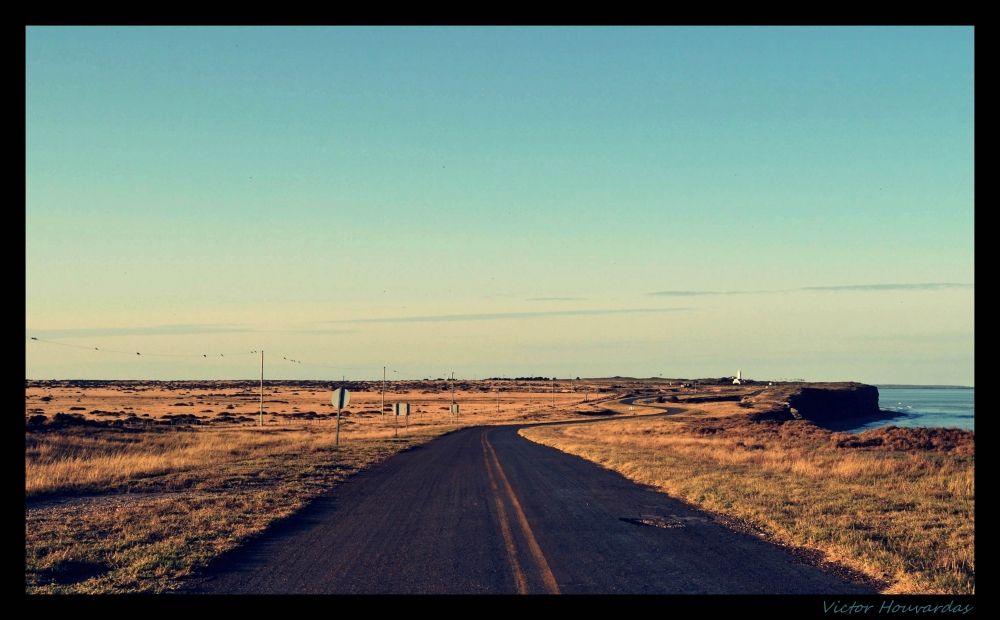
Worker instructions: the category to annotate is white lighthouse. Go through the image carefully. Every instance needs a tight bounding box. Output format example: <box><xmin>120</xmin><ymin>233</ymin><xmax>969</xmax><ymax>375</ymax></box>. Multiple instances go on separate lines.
<box><xmin>733</xmin><ymin>369</ymin><xmax>743</xmax><ymax>385</ymax></box>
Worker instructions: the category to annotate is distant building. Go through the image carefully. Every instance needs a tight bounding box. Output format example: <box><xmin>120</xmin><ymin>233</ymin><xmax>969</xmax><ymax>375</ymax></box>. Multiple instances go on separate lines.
<box><xmin>733</xmin><ymin>369</ymin><xmax>743</xmax><ymax>385</ymax></box>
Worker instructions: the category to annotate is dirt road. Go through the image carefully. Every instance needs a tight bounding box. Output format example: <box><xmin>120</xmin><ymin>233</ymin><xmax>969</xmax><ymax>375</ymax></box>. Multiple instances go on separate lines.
<box><xmin>188</xmin><ymin>421</ymin><xmax>873</xmax><ymax>594</ymax></box>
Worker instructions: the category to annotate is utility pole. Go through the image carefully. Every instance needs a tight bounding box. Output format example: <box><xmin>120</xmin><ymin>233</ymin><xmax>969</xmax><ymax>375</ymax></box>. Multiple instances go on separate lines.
<box><xmin>497</xmin><ymin>383</ymin><xmax>500</xmax><ymax>413</ymax></box>
<box><xmin>451</xmin><ymin>372</ymin><xmax>455</xmax><ymax>418</ymax></box>
<box><xmin>382</xmin><ymin>366</ymin><xmax>386</xmax><ymax>421</ymax></box>
<box><xmin>259</xmin><ymin>350</ymin><xmax>264</xmax><ymax>427</ymax></box>
<box><xmin>551</xmin><ymin>378</ymin><xmax>555</xmax><ymax>408</ymax></box>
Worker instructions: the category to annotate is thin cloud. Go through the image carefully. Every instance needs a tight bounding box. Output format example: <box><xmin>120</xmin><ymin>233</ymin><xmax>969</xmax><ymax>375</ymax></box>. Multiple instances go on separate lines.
<box><xmin>801</xmin><ymin>283</ymin><xmax>973</xmax><ymax>291</ymax></box>
<box><xmin>648</xmin><ymin>290</ymin><xmax>758</xmax><ymax>296</ymax></box>
<box><xmin>25</xmin><ymin>324</ymin><xmax>252</xmax><ymax>339</ymax></box>
<box><xmin>648</xmin><ymin>283</ymin><xmax>973</xmax><ymax>296</ymax></box>
<box><xmin>275</xmin><ymin>329</ymin><xmax>355</xmax><ymax>335</ymax></box>
<box><xmin>528</xmin><ymin>297</ymin><xmax>587</xmax><ymax>301</ymax></box>
<box><xmin>327</xmin><ymin>308</ymin><xmax>689</xmax><ymax>324</ymax></box>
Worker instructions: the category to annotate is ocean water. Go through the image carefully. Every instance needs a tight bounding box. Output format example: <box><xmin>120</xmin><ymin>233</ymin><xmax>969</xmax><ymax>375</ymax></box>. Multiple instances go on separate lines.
<box><xmin>846</xmin><ymin>388</ymin><xmax>975</xmax><ymax>433</ymax></box>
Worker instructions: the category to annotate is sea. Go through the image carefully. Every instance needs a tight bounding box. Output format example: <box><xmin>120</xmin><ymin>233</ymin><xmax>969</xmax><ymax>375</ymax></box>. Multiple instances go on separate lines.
<box><xmin>844</xmin><ymin>387</ymin><xmax>975</xmax><ymax>433</ymax></box>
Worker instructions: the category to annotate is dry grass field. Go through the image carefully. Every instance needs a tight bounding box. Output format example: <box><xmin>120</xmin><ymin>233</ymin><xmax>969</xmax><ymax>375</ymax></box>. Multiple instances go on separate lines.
<box><xmin>28</xmin><ymin>378</ymin><xmax>973</xmax><ymax>595</ymax></box>
<box><xmin>25</xmin><ymin>379</ymin><xmax>616</xmax><ymax>593</ymax></box>
<box><xmin>520</xmin><ymin>402</ymin><xmax>974</xmax><ymax>594</ymax></box>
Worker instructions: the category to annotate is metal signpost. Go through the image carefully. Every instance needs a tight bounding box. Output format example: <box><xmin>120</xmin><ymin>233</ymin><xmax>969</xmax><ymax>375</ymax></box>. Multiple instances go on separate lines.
<box><xmin>393</xmin><ymin>403</ymin><xmax>410</xmax><ymax>437</ymax></box>
<box><xmin>332</xmin><ymin>387</ymin><xmax>351</xmax><ymax>446</ymax></box>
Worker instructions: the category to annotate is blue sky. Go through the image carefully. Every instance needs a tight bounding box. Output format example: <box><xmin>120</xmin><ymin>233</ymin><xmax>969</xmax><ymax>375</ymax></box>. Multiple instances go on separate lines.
<box><xmin>25</xmin><ymin>27</ymin><xmax>974</xmax><ymax>383</ymax></box>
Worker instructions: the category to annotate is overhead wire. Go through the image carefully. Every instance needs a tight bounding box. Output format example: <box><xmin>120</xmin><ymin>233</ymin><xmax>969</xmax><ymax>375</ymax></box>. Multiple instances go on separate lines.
<box><xmin>263</xmin><ymin>349</ymin><xmax>382</xmax><ymax>372</ymax></box>
<box><xmin>268</xmin><ymin>354</ymin><xmax>423</xmax><ymax>378</ymax></box>
<box><xmin>27</xmin><ymin>336</ymin><xmax>386</xmax><ymax>375</ymax></box>
<box><xmin>28</xmin><ymin>336</ymin><xmax>255</xmax><ymax>358</ymax></box>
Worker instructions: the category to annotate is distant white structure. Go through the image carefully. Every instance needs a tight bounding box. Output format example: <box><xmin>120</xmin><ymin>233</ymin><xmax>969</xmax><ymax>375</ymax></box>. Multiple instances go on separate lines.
<box><xmin>733</xmin><ymin>369</ymin><xmax>743</xmax><ymax>385</ymax></box>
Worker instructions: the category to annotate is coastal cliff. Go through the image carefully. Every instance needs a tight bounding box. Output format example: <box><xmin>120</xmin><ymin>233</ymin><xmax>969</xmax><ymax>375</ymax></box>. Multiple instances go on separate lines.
<box><xmin>740</xmin><ymin>382</ymin><xmax>881</xmax><ymax>423</ymax></box>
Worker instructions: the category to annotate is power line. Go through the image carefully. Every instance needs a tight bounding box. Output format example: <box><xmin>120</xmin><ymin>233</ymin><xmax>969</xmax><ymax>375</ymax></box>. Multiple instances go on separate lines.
<box><xmin>27</xmin><ymin>338</ymin><xmax>478</xmax><ymax>380</ymax></box>
<box><xmin>27</xmin><ymin>337</ymin><xmax>385</xmax><ymax>375</ymax></box>
<box><xmin>27</xmin><ymin>337</ymin><xmax>255</xmax><ymax>358</ymax></box>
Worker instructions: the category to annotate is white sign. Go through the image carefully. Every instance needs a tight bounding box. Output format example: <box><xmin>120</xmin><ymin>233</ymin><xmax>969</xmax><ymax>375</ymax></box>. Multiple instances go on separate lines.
<box><xmin>332</xmin><ymin>388</ymin><xmax>351</xmax><ymax>409</ymax></box>
<box><xmin>450</xmin><ymin>403</ymin><xmax>459</xmax><ymax>414</ymax></box>
<box><xmin>394</xmin><ymin>403</ymin><xmax>410</xmax><ymax>416</ymax></box>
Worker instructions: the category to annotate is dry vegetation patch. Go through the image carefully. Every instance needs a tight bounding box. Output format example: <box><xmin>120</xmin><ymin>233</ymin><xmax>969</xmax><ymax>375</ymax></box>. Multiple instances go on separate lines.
<box><xmin>831</xmin><ymin>426</ymin><xmax>974</xmax><ymax>454</ymax></box>
<box><xmin>520</xmin><ymin>413</ymin><xmax>974</xmax><ymax>594</ymax></box>
<box><xmin>25</xmin><ymin>425</ymin><xmax>447</xmax><ymax>593</ymax></box>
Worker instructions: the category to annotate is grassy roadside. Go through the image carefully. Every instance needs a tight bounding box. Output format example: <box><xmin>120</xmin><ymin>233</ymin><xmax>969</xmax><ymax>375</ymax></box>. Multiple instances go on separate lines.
<box><xmin>519</xmin><ymin>409</ymin><xmax>974</xmax><ymax>594</ymax></box>
<box><xmin>25</xmin><ymin>377</ymin><xmax>613</xmax><ymax>595</ymax></box>
<box><xmin>26</xmin><ymin>425</ymin><xmax>450</xmax><ymax>593</ymax></box>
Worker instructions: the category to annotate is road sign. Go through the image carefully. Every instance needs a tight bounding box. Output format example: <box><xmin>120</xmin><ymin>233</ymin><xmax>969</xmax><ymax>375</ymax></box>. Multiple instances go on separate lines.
<box><xmin>332</xmin><ymin>388</ymin><xmax>351</xmax><ymax>409</ymax></box>
<box><xmin>450</xmin><ymin>403</ymin><xmax>459</xmax><ymax>415</ymax></box>
<box><xmin>333</xmin><ymin>388</ymin><xmax>351</xmax><ymax>446</ymax></box>
<box><xmin>392</xmin><ymin>403</ymin><xmax>411</xmax><ymax>436</ymax></box>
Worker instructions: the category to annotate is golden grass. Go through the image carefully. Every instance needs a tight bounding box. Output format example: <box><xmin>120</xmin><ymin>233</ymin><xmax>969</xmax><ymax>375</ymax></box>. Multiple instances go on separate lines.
<box><xmin>28</xmin><ymin>489</ymin><xmax>307</xmax><ymax>593</ymax></box>
<box><xmin>24</xmin><ymin>383</ymin><xmax>611</xmax><ymax>426</ymax></box>
<box><xmin>28</xmin><ymin>424</ymin><xmax>420</xmax><ymax>499</ymax></box>
<box><xmin>520</xmin><ymin>412</ymin><xmax>974</xmax><ymax>594</ymax></box>
<box><xmin>25</xmin><ymin>424</ymin><xmax>450</xmax><ymax>593</ymax></box>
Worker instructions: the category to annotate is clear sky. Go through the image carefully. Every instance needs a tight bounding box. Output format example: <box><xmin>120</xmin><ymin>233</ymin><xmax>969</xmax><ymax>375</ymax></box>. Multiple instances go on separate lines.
<box><xmin>25</xmin><ymin>27</ymin><xmax>974</xmax><ymax>384</ymax></box>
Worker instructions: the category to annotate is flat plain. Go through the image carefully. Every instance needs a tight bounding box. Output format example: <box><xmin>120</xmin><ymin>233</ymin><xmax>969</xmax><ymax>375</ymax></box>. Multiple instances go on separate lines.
<box><xmin>25</xmin><ymin>379</ymin><xmax>973</xmax><ymax>594</ymax></box>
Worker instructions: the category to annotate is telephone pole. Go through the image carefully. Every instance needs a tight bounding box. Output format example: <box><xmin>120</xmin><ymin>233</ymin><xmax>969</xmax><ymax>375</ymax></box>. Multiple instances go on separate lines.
<box><xmin>551</xmin><ymin>377</ymin><xmax>555</xmax><ymax>408</ymax></box>
<box><xmin>451</xmin><ymin>372</ymin><xmax>455</xmax><ymax>418</ymax></box>
<box><xmin>382</xmin><ymin>366</ymin><xmax>386</xmax><ymax>421</ymax></box>
<box><xmin>259</xmin><ymin>350</ymin><xmax>264</xmax><ymax>427</ymax></box>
